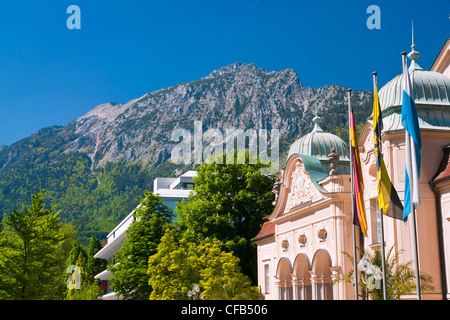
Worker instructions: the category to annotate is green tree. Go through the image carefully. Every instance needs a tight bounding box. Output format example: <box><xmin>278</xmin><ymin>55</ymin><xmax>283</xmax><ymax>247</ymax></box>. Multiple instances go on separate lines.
<box><xmin>198</xmin><ymin>238</ymin><xmax>260</xmax><ymax>300</ymax></box>
<box><xmin>147</xmin><ymin>227</ymin><xmax>259</xmax><ymax>300</ymax></box>
<box><xmin>86</xmin><ymin>236</ymin><xmax>107</xmax><ymax>283</ymax></box>
<box><xmin>147</xmin><ymin>227</ymin><xmax>200</xmax><ymax>300</ymax></box>
<box><xmin>68</xmin><ymin>280</ymin><xmax>102</xmax><ymax>300</ymax></box>
<box><xmin>110</xmin><ymin>191</ymin><xmax>174</xmax><ymax>300</ymax></box>
<box><xmin>176</xmin><ymin>152</ymin><xmax>275</xmax><ymax>284</ymax></box>
<box><xmin>64</xmin><ymin>239</ymin><xmax>87</xmax><ymax>297</ymax></box>
<box><xmin>66</xmin><ymin>256</ymin><xmax>103</xmax><ymax>300</ymax></box>
<box><xmin>48</xmin><ymin>223</ymin><xmax>78</xmax><ymax>299</ymax></box>
<box><xmin>66</xmin><ymin>240</ymin><xmax>88</xmax><ymax>268</ymax></box>
<box><xmin>0</xmin><ymin>190</ymin><xmax>67</xmax><ymax>299</ymax></box>
<box><xmin>64</xmin><ymin>238</ymin><xmax>104</xmax><ymax>300</ymax></box>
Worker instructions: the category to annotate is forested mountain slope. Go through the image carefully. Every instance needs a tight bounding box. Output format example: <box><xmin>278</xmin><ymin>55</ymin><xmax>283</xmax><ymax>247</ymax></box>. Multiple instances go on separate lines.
<box><xmin>0</xmin><ymin>63</ymin><xmax>372</xmax><ymax>244</ymax></box>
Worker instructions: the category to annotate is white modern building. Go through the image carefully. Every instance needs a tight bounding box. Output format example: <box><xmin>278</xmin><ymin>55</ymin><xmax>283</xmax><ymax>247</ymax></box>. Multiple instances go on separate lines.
<box><xmin>94</xmin><ymin>206</ymin><xmax>138</xmax><ymax>300</ymax></box>
<box><xmin>94</xmin><ymin>170</ymin><xmax>197</xmax><ymax>300</ymax></box>
<box><xmin>153</xmin><ymin>170</ymin><xmax>197</xmax><ymax>212</ymax></box>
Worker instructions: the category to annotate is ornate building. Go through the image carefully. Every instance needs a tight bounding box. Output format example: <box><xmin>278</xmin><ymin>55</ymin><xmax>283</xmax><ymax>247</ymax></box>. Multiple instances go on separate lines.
<box><xmin>254</xmin><ymin>116</ymin><xmax>355</xmax><ymax>300</ymax></box>
<box><xmin>255</xmin><ymin>36</ymin><xmax>450</xmax><ymax>300</ymax></box>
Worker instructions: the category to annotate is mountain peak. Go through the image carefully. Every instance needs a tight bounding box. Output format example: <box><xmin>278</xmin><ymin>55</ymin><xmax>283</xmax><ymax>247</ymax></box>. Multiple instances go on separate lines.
<box><xmin>205</xmin><ymin>62</ymin><xmax>302</xmax><ymax>87</ymax></box>
<box><xmin>206</xmin><ymin>62</ymin><xmax>257</xmax><ymax>77</ymax></box>
<box><xmin>55</xmin><ymin>62</ymin><xmax>372</xmax><ymax>168</ymax></box>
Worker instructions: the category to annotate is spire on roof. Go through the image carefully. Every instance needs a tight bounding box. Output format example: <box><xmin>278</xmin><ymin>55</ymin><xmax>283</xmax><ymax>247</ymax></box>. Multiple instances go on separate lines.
<box><xmin>408</xmin><ymin>21</ymin><xmax>423</xmax><ymax>71</ymax></box>
<box><xmin>312</xmin><ymin>110</ymin><xmax>324</xmax><ymax>132</ymax></box>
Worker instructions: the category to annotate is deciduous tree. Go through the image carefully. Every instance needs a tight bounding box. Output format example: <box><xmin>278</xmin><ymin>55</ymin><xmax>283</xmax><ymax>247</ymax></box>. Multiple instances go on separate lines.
<box><xmin>110</xmin><ymin>191</ymin><xmax>173</xmax><ymax>300</ymax></box>
<box><xmin>147</xmin><ymin>227</ymin><xmax>259</xmax><ymax>300</ymax></box>
<box><xmin>176</xmin><ymin>152</ymin><xmax>275</xmax><ymax>283</ymax></box>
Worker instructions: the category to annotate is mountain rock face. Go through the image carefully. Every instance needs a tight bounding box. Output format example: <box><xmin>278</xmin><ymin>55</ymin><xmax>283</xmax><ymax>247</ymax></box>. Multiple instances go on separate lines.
<box><xmin>66</xmin><ymin>62</ymin><xmax>372</xmax><ymax>169</ymax></box>
<box><xmin>0</xmin><ymin>62</ymin><xmax>373</xmax><ymax>243</ymax></box>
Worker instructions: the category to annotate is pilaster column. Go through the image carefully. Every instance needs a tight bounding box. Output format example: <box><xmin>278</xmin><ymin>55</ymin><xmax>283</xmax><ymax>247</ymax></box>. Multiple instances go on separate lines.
<box><xmin>293</xmin><ymin>278</ymin><xmax>306</xmax><ymax>300</ymax></box>
<box><xmin>277</xmin><ymin>280</ymin><xmax>291</xmax><ymax>300</ymax></box>
<box><xmin>317</xmin><ymin>276</ymin><xmax>326</xmax><ymax>300</ymax></box>
<box><xmin>310</xmin><ymin>273</ymin><xmax>318</xmax><ymax>300</ymax></box>
<box><xmin>330</xmin><ymin>266</ymin><xmax>341</xmax><ymax>300</ymax></box>
<box><xmin>292</xmin><ymin>276</ymin><xmax>298</xmax><ymax>300</ymax></box>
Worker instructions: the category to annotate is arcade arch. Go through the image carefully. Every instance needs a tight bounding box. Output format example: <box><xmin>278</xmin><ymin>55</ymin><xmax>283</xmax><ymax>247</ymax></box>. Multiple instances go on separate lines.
<box><xmin>275</xmin><ymin>250</ymin><xmax>334</xmax><ymax>300</ymax></box>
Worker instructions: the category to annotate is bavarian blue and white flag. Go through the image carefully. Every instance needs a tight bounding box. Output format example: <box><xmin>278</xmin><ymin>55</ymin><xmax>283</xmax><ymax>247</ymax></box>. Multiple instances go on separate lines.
<box><xmin>401</xmin><ymin>53</ymin><xmax>421</xmax><ymax>221</ymax></box>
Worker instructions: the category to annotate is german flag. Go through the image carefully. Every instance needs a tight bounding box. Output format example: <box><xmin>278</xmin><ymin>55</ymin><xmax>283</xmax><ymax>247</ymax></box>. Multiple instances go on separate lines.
<box><xmin>373</xmin><ymin>77</ymin><xmax>403</xmax><ymax>220</ymax></box>
<box><xmin>349</xmin><ymin>96</ymin><xmax>367</xmax><ymax>236</ymax></box>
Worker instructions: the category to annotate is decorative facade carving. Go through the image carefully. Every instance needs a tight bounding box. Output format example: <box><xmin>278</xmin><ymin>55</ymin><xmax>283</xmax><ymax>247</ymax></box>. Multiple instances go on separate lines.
<box><xmin>272</xmin><ymin>171</ymin><xmax>283</xmax><ymax>206</ymax></box>
<box><xmin>284</xmin><ymin>160</ymin><xmax>322</xmax><ymax>213</ymax></box>
<box><xmin>362</xmin><ymin>128</ymin><xmax>374</xmax><ymax>164</ymax></box>
<box><xmin>327</xmin><ymin>147</ymin><xmax>340</xmax><ymax>175</ymax></box>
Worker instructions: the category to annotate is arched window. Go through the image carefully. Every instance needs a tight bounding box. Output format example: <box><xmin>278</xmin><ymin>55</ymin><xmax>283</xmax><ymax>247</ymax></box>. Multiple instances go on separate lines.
<box><xmin>276</xmin><ymin>258</ymin><xmax>293</xmax><ymax>300</ymax></box>
<box><xmin>293</xmin><ymin>254</ymin><xmax>312</xmax><ymax>300</ymax></box>
<box><xmin>311</xmin><ymin>250</ymin><xmax>333</xmax><ymax>300</ymax></box>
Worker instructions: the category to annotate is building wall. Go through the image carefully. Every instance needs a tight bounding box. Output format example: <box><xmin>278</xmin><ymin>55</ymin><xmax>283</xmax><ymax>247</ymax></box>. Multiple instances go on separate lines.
<box><xmin>359</xmin><ymin>126</ymin><xmax>450</xmax><ymax>299</ymax></box>
<box><xmin>434</xmin><ymin>179</ymin><xmax>450</xmax><ymax>298</ymax></box>
<box><xmin>258</xmin><ymin>127</ymin><xmax>450</xmax><ymax>300</ymax></box>
<box><xmin>431</xmin><ymin>39</ymin><xmax>450</xmax><ymax>78</ymax></box>
<box><xmin>256</xmin><ymin>155</ymin><xmax>358</xmax><ymax>300</ymax></box>
<box><xmin>257</xmin><ymin>237</ymin><xmax>276</xmax><ymax>300</ymax></box>
<box><xmin>430</xmin><ymin>39</ymin><xmax>450</xmax><ymax>299</ymax></box>
<box><xmin>257</xmin><ymin>38</ymin><xmax>450</xmax><ymax>301</ymax></box>
<box><xmin>257</xmin><ymin>200</ymin><xmax>357</xmax><ymax>300</ymax></box>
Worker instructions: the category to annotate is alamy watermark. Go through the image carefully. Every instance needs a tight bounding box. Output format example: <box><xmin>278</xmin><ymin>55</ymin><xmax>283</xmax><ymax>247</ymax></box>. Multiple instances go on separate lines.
<box><xmin>67</xmin><ymin>5</ymin><xmax>81</xmax><ymax>30</ymax></box>
<box><xmin>64</xmin><ymin>5</ymin><xmax>380</xmax><ymax>31</ymax></box>
<box><xmin>170</xmin><ymin>121</ymin><xmax>279</xmax><ymax>176</ymax></box>
<box><xmin>66</xmin><ymin>265</ymin><xmax>81</xmax><ymax>289</ymax></box>
<box><xmin>366</xmin><ymin>5</ymin><xmax>381</xmax><ymax>30</ymax></box>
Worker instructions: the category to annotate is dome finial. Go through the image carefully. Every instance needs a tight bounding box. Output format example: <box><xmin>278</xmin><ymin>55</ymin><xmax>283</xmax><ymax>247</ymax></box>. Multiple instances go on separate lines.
<box><xmin>312</xmin><ymin>109</ymin><xmax>324</xmax><ymax>132</ymax></box>
<box><xmin>408</xmin><ymin>20</ymin><xmax>423</xmax><ymax>71</ymax></box>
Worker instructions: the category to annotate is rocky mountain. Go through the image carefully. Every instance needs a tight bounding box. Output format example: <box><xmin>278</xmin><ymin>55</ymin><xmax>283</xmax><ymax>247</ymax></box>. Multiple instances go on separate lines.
<box><xmin>65</xmin><ymin>62</ymin><xmax>371</xmax><ymax>168</ymax></box>
<box><xmin>0</xmin><ymin>62</ymin><xmax>373</xmax><ymax>244</ymax></box>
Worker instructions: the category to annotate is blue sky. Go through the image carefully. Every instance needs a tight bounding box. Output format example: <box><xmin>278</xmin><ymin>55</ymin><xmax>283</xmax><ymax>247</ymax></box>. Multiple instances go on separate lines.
<box><xmin>0</xmin><ymin>0</ymin><xmax>449</xmax><ymax>146</ymax></box>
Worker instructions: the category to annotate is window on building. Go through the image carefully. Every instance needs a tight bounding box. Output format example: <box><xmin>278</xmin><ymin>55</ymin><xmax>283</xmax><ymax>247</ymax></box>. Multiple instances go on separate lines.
<box><xmin>264</xmin><ymin>264</ymin><xmax>270</xmax><ymax>293</ymax></box>
<box><xmin>174</xmin><ymin>182</ymin><xmax>195</xmax><ymax>190</ymax></box>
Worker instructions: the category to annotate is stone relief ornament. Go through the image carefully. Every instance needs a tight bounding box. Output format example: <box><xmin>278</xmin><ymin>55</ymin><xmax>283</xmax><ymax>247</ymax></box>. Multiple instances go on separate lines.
<box><xmin>272</xmin><ymin>172</ymin><xmax>283</xmax><ymax>206</ymax></box>
<box><xmin>327</xmin><ymin>147</ymin><xmax>339</xmax><ymax>175</ymax></box>
<box><xmin>362</xmin><ymin>128</ymin><xmax>374</xmax><ymax>164</ymax></box>
<box><xmin>284</xmin><ymin>160</ymin><xmax>322</xmax><ymax>213</ymax></box>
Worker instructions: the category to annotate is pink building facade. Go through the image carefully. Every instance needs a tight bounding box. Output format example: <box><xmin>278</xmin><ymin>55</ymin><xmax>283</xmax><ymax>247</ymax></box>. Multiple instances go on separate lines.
<box><xmin>255</xmin><ymin>37</ymin><xmax>450</xmax><ymax>300</ymax></box>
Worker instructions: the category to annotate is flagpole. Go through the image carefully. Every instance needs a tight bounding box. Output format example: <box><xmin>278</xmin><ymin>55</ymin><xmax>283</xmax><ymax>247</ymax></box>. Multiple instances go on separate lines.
<box><xmin>376</xmin><ymin>200</ymin><xmax>388</xmax><ymax>300</ymax></box>
<box><xmin>373</xmin><ymin>72</ymin><xmax>388</xmax><ymax>300</ymax></box>
<box><xmin>411</xmin><ymin>202</ymin><xmax>421</xmax><ymax>299</ymax></box>
<box><xmin>405</xmin><ymin>123</ymin><xmax>421</xmax><ymax>300</ymax></box>
<box><xmin>348</xmin><ymin>88</ymin><xmax>359</xmax><ymax>300</ymax></box>
<box><xmin>401</xmin><ymin>51</ymin><xmax>421</xmax><ymax>300</ymax></box>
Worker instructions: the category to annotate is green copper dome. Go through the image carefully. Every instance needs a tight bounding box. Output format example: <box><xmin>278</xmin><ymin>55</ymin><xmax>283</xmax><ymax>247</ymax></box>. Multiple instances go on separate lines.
<box><xmin>376</xmin><ymin>38</ymin><xmax>450</xmax><ymax>132</ymax></box>
<box><xmin>287</xmin><ymin>115</ymin><xmax>349</xmax><ymax>162</ymax></box>
<box><xmin>379</xmin><ymin>61</ymin><xmax>450</xmax><ymax>112</ymax></box>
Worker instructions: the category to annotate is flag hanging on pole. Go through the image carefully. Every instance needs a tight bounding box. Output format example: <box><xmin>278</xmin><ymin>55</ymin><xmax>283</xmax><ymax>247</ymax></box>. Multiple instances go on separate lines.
<box><xmin>372</xmin><ymin>74</ymin><xmax>404</xmax><ymax>220</ymax></box>
<box><xmin>349</xmin><ymin>95</ymin><xmax>367</xmax><ymax>237</ymax></box>
<box><xmin>348</xmin><ymin>89</ymin><xmax>361</xmax><ymax>301</ymax></box>
<box><xmin>401</xmin><ymin>53</ymin><xmax>421</xmax><ymax>221</ymax></box>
